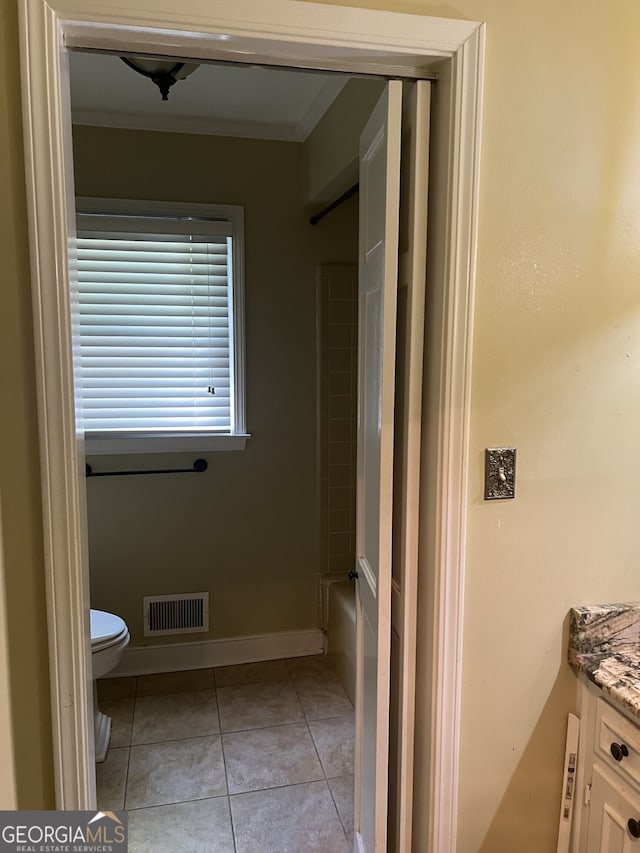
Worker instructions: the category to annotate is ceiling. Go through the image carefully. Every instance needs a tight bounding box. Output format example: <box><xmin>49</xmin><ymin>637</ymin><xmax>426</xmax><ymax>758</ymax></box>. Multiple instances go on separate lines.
<box><xmin>69</xmin><ymin>52</ymin><xmax>350</xmax><ymax>142</ymax></box>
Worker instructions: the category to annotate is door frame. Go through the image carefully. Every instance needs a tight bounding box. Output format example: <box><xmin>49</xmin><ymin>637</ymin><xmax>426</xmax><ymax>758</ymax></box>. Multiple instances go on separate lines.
<box><xmin>18</xmin><ymin>0</ymin><xmax>484</xmax><ymax>846</ymax></box>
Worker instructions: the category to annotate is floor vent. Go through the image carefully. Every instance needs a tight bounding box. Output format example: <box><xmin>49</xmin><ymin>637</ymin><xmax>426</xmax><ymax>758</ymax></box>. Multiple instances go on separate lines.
<box><xmin>143</xmin><ymin>592</ymin><xmax>209</xmax><ymax>637</ymax></box>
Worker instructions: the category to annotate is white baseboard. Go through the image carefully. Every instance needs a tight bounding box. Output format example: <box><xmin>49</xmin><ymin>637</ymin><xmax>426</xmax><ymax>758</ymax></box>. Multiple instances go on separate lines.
<box><xmin>107</xmin><ymin>628</ymin><xmax>325</xmax><ymax>677</ymax></box>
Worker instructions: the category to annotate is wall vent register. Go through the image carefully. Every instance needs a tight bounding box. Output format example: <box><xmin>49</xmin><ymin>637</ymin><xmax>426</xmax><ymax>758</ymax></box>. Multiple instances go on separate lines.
<box><xmin>143</xmin><ymin>592</ymin><xmax>209</xmax><ymax>636</ymax></box>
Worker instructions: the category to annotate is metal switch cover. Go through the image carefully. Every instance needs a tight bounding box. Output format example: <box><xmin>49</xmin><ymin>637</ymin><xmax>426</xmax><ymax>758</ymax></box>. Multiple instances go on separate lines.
<box><xmin>484</xmin><ymin>447</ymin><xmax>516</xmax><ymax>500</ymax></box>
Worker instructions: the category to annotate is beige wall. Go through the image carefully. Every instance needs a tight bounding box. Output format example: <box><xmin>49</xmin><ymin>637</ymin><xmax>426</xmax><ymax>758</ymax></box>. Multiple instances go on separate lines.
<box><xmin>6</xmin><ymin>0</ymin><xmax>640</xmax><ymax>837</ymax></box>
<box><xmin>73</xmin><ymin>125</ymin><xmax>358</xmax><ymax>646</ymax></box>
<box><xmin>450</xmin><ymin>3</ymin><xmax>640</xmax><ymax>850</ymax></box>
<box><xmin>0</xmin><ymin>0</ymin><xmax>55</xmax><ymax>807</ymax></box>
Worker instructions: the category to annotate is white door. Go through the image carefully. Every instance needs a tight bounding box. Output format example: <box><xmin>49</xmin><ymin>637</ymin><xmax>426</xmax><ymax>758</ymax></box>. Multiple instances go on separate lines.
<box><xmin>354</xmin><ymin>80</ymin><xmax>402</xmax><ymax>853</ymax></box>
<box><xmin>389</xmin><ymin>79</ymin><xmax>431</xmax><ymax>853</ymax></box>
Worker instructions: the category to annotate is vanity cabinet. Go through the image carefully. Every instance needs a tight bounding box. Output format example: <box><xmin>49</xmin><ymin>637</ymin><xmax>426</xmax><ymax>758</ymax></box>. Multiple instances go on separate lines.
<box><xmin>575</xmin><ymin>681</ymin><xmax>640</xmax><ymax>852</ymax></box>
<box><xmin>587</xmin><ymin>765</ymin><xmax>640</xmax><ymax>852</ymax></box>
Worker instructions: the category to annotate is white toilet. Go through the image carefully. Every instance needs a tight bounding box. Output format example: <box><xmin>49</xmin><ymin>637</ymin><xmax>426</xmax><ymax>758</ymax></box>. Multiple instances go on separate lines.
<box><xmin>90</xmin><ymin>608</ymin><xmax>130</xmax><ymax>763</ymax></box>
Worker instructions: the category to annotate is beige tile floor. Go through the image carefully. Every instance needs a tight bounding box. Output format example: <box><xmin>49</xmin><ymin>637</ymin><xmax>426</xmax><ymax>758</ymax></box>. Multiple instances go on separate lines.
<box><xmin>96</xmin><ymin>655</ymin><xmax>354</xmax><ymax>853</ymax></box>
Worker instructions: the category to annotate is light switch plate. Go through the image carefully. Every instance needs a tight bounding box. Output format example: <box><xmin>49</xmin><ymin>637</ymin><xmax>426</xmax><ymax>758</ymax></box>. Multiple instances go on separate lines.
<box><xmin>484</xmin><ymin>447</ymin><xmax>516</xmax><ymax>500</ymax></box>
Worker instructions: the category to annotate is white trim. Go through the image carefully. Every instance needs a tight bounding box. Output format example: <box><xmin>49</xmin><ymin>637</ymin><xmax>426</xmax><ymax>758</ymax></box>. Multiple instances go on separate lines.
<box><xmin>424</xmin><ymin>25</ymin><xmax>484</xmax><ymax>853</ymax></box>
<box><xmin>108</xmin><ymin>629</ymin><xmax>325</xmax><ymax>677</ymax></box>
<box><xmin>76</xmin><ymin>196</ymin><xmax>243</xmax><ymax>222</ymax></box>
<box><xmin>19</xmin><ymin>0</ymin><xmax>97</xmax><ymax>809</ymax></box>
<box><xmin>86</xmin><ymin>433</ymin><xmax>250</xmax><ymax>456</ymax></box>
<box><xmin>59</xmin><ymin>4</ymin><xmax>479</xmax><ymax>75</ymax></box>
<box><xmin>18</xmin><ymin>0</ymin><xmax>484</xmax><ymax>843</ymax></box>
<box><xmin>0</xmin><ymin>497</ymin><xmax>18</xmax><ymax>808</ymax></box>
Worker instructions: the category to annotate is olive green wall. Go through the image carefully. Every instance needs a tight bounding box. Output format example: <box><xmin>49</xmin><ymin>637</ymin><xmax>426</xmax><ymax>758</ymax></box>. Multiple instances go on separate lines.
<box><xmin>0</xmin><ymin>0</ymin><xmax>55</xmax><ymax>809</ymax></box>
<box><xmin>304</xmin><ymin>77</ymin><xmax>385</xmax><ymax>204</ymax></box>
<box><xmin>73</xmin><ymin>125</ymin><xmax>358</xmax><ymax>646</ymax></box>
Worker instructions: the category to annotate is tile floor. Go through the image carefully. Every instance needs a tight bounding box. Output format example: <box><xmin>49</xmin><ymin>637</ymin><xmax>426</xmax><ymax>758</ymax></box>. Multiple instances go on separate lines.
<box><xmin>96</xmin><ymin>655</ymin><xmax>354</xmax><ymax>853</ymax></box>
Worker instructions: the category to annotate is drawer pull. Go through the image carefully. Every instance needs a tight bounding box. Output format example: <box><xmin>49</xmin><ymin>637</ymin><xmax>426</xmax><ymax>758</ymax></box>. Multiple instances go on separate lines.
<box><xmin>611</xmin><ymin>742</ymin><xmax>630</xmax><ymax>761</ymax></box>
<box><xmin>628</xmin><ymin>819</ymin><xmax>640</xmax><ymax>838</ymax></box>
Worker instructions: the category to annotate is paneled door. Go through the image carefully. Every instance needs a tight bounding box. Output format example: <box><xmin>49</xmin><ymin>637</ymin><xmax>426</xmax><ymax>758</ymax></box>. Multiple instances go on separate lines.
<box><xmin>353</xmin><ymin>80</ymin><xmax>402</xmax><ymax>853</ymax></box>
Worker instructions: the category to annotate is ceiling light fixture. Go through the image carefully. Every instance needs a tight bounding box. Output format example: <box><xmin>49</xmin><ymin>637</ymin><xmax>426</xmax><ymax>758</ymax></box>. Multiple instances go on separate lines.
<box><xmin>120</xmin><ymin>56</ymin><xmax>199</xmax><ymax>101</ymax></box>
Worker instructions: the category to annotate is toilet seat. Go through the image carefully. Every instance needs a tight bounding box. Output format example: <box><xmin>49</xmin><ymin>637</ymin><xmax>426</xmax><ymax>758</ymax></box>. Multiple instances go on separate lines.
<box><xmin>91</xmin><ymin>609</ymin><xmax>128</xmax><ymax>652</ymax></box>
<box><xmin>90</xmin><ymin>608</ymin><xmax>130</xmax><ymax>682</ymax></box>
<box><xmin>90</xmin><ymin>608</ymin><xmax>130</xmax><ymax>762</ymax></box>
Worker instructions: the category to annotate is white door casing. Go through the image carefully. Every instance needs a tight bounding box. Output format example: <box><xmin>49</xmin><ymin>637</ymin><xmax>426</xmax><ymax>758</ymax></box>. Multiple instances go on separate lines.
<box><xmin>354</xmin><ymin>81</ymin><xmax>402</xmax><ymax>853</ymax></box>
<box><xmin>18</xmin><ymin>2</ymin><xmax>484</xmax><ymax>848</ymax></box>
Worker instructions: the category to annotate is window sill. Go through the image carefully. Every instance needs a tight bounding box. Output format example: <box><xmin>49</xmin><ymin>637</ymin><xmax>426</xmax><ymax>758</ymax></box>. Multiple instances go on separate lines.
<box><xmin>84</xmin><ymin>433</ymin><xmax>251</xmax><ymax>456</ymax></box>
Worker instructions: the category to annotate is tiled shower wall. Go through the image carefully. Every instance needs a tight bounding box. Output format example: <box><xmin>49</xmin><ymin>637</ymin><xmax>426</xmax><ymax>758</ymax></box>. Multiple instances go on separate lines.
<box><xmin>317</xmin><ymin>265</ymin><xmax>358</xmax><ymax>623</ymax></box>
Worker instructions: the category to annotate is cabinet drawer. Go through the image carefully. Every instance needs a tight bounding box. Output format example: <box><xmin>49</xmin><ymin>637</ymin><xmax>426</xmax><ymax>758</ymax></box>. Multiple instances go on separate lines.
<box><xmin>596</xmin><ymin>698</ymin><xmax>640</xmax><ymax>790</ymax></box>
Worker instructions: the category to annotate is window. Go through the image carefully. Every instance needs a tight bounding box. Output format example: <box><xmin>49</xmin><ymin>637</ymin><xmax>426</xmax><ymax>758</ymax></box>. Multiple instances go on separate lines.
<box><xmin>76</xmin><ymin>198</ymin><xmax>247</xmax><ymax>454</ymax></box>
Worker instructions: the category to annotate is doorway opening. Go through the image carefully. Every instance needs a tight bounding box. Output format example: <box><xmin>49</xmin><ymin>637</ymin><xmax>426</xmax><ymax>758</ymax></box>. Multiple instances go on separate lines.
<box><xmin>71</xmin><ymin>52</ymin><xmax>373</xmax><ymax>850</ymax></box>
<box><xmin>70</xmin><ymin>52</ymin><xmax>431</xmax><ymax>852</ymax></box>
<box><xmin>18</xmin><ymin>2</ymin><xmax>483</xmax><ymax>849</ymax></box>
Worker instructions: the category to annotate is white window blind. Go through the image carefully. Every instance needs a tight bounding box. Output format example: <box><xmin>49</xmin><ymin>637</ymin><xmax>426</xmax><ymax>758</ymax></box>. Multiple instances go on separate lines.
<box><xmin>76</xmin><ymin>200</ymin><xmax>246</xmax><ymax>452</ymax></box>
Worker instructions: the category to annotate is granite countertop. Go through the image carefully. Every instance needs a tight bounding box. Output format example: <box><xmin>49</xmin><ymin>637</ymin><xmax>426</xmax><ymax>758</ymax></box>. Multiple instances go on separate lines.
<box><xmin>568</xmin><ymin>602</ymin><xmax>640</xmax><ymax>718</ymax></box>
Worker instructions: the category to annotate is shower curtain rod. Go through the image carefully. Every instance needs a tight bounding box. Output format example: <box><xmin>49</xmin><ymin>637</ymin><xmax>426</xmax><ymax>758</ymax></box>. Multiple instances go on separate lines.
<box><xmin>309</xmin><ymin>182</ymin><xmax>359</xmax><ymax>225</ymax></box>
<box><xmin>85</xmin><ymin>458</ymin><xmax>208</xmax><ymax>477</ymax></box>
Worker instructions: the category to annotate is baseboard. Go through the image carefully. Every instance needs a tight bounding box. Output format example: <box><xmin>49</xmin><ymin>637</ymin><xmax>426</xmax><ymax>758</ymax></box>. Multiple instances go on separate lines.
<box><xmin>108</xmin><ymin>628</ymin><xmax>325</xmax><ymax>677</ymax></box>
